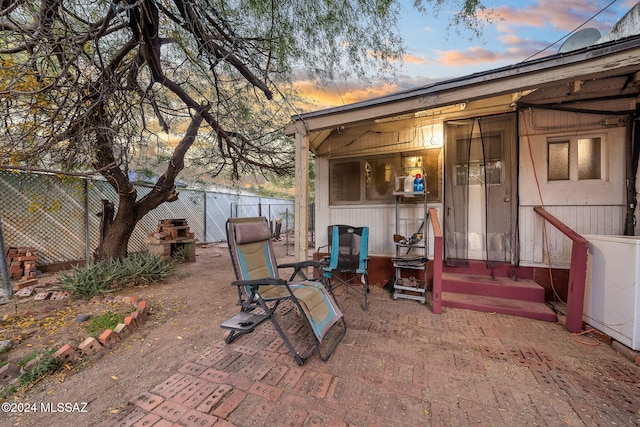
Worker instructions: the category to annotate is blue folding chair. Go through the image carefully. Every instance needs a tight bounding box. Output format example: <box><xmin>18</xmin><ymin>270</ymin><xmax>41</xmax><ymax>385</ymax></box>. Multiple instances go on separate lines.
<box><xmin>322</xmin><ymin>225</ymin><xmax>370</xmax><ymax>311</ymax></box>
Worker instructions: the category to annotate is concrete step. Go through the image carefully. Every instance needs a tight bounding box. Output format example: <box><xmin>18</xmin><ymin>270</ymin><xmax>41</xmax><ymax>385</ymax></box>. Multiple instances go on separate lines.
<box><xmin>441</xmin><ymin>292</ymin><xmax>557</xmax><ymax>322</ymax></box>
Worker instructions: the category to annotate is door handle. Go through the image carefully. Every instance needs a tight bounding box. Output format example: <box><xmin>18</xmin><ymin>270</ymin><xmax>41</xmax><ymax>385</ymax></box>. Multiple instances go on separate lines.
<box><xmin>503</xmin><ymin>197</ymin><xmax>510</xmax><ymax>202</ymax></box>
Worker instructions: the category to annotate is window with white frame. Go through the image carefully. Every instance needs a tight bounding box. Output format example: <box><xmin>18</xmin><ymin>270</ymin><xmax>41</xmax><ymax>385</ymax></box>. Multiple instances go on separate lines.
<box><xmin>329</xmin><ymin>149</ymin><xmax>442</xmax><ymax>205</ymax></box>
<box><xmin>547</xmin><ymin>136</ymin><xmax>603</xmax><ymax>182</ymax></box>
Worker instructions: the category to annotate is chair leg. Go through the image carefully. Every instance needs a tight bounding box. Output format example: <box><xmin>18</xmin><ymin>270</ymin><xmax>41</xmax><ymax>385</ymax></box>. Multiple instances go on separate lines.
<box><xmin>313</xmin><ymin>316</ymin><xmax>347</xmax><ymax>362</ymax></box>
<box><xmin>256</xmin><ymin>299</ymin><xmax>308</xmax><ymax>366</ymax></box>
<box><xmin>225</xmin><ymin>330</ymin><xmax>240</xmax><ymax>344</ymax></box>
<box><xmin>329</xmin><ymin>273</ymin><xmax>369</xmax><ymax>311</ymax></box>
<box><xmin>363</xmin><ymin>275</ymin><xmax>369</xmax><ymax>311</ymax></box>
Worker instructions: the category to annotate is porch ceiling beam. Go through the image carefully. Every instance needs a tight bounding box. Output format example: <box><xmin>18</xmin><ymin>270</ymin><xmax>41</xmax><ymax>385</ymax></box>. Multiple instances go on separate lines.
<box><xmin>308</xmin><ymin>128</ymin><xmax>334</xmax><ymax>154</ymax></box>
<box><xmin>518</xmin><ymin>99</ymin><xmax>636</xmax><ymax>116</ymax></box>
<box><xmin>285</xmin><ymin>40</ymin><xmax>640</xmax><ymax>135</ymax></box>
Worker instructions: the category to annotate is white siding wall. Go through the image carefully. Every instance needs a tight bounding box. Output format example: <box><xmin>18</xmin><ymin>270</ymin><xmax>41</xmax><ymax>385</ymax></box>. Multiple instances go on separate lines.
<box><xmin>315</xmin><ymin>204</ymin><xmax>441</xmax><ymax>257</ymax></box>
<box><xmin>314</xmin><ymin>123</ymin><xmax>443</xmax><ymax>258</ymax></box>
<box><xmin>315</xmin><ymin>105</ymin><xmax>633</xmax><ymax>267</ymax></box>
<box><xmin>518</xmin><ymin>107</ymin><xmax>629</xmax><ymax>267</ymax></box>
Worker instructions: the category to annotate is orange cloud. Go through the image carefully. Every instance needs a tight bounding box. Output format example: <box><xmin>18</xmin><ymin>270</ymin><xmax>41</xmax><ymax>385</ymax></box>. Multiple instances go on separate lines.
<box><xmin>402</xmin><ymin>53</ymin><xmax>430</xmax><ymax>65</ymax></box>
<box><xmin>491</xmin><ymin>0</ymin><xmax>618</xmax><ymax>33</ymax></box>
<box><xmin>496</xmin><ymin>34</ymin><xmax>522</xmax><ymax>45</ymax></box>
<box><xmin>293</xmin><ymin>74</ymin><xmax>444</xmax><ymax>111</ymax></box>
<box><xmin>436</xmin><ymin>40</ymin><xmax>546</xmax><ymax>68</ymax></box>
<box><xmin>294</xmin><ymin>80</ymin><xmax>402</xmax><ymax>111</ymax></box>
<box><xmin>436</xmin><ymin>46</ymin><xmax>499</xmax><ymax>66</ymax></box>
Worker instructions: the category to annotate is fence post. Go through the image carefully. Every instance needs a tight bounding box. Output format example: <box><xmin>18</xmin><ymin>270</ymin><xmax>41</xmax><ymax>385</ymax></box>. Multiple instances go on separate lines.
<box><xmin>0</xmin><ymin>215</ymin><xmax>12</xmax><ymax>300</ymax></box>
<box><xmin>84</xmin><ymin>178</ymin><xmax>91</xmax><ymax>263</ymax></box>
<box><xmin>203</xmin><ymin>191</ymin><xmax>207</xmax><ymax>243</ymax></box>
<box><xmin>285</xmin><ymin>208</ymin><xmax>290</xmax><ymax>256</ymax></box>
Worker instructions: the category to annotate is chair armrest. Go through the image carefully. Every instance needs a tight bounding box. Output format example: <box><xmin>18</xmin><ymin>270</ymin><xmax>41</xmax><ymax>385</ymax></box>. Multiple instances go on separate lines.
<box><xmin>279</xmin><ymin>260</ymin><xmax>326</xmax><ymax>282</ymax></box>
<box><xmin>278</xmin><ymin>260</ymin><xmax>321</xmax><ymax>269</ymax></box>
<box><xmin>231</xmin><ymin>278</ymin><xmax>287</xmax><ymax>287</ymax></box>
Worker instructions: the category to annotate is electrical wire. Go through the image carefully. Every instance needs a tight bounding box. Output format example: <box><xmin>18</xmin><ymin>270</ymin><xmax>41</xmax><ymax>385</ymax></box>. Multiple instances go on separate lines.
<box><xmin>570</xmin><ymin>328</ymin><xmax>601</xmax><ymax>346</ymax></box>
<box><xmin>521</xmin><ymin>110</ymin><xmax>564</xmax><ymax>304</ymax></box>
<box><xmin>520</xmin><ymin>0</ymin><xmax>620</xmax><ymax>62</ymax></box>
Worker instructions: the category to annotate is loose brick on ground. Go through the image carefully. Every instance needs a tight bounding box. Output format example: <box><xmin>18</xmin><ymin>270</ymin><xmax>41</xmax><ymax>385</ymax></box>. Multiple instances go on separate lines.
<box><xmin>98</xmin><ymin>329</ymin><xmax>119</xmax><ymax>348</ymax></box>
<box><xmin>53</xmin><ymin>344</ymin><xmax>77</xmax><ymax>362</ymax></box>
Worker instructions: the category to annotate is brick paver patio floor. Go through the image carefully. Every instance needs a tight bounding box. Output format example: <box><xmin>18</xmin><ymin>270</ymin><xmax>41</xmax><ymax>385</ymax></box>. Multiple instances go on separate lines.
<box><xmin>98</xmin><ymin>285</ymin><xmax>640</xmax><ymax>426</ymax></box>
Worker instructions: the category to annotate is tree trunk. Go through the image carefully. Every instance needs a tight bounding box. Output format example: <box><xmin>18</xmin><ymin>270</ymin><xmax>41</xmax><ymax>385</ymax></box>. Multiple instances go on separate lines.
<box><xmin>94</xmin><ymin>199</ymin><xmax>139</xmax><ymax>261</ymax></box>
<box><xmin>93</xmin><ymin>112</ymin><xmax>205</xmax><ymax>261</ymax></box>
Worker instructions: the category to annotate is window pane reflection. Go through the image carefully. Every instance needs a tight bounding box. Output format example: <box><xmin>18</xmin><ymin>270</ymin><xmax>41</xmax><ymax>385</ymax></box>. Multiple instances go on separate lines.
<box><xmin>548</xmin><ymin>141</ymin><xmax>569</xmax><ymax>181</ymax></box>
<box><xmin>578</xmin><ymin>137</ymin><xmax>601</xmax><ymax>180</ymax></box>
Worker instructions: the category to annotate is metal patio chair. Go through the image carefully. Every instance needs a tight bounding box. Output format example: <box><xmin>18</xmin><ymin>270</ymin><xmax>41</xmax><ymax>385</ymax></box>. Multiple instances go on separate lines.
<box><xmin>220</xmin><ymin>217</ymin><xmax>346</xmax><ymax>366</ymax></box>
<box><xmin>321</xmin><ymin>225</ymin><xmax>370</xmax><ymax>311</ymax></box>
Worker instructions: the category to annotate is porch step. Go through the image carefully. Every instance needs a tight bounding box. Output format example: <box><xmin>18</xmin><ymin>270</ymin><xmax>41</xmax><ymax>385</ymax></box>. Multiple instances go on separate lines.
<box><xmin>442</xmin><ymin>273</ymin><xmax>545</xmax><ymax>301</ymax></box>
<box><xmin>442</xmin><ymin>292</ymin><xmax>557</xmax><ymax>322</ymax></box>
<box><xmin>441</xmin><ymin>272</ymin><xmax>556</xmax><ymax>322</ymax></box>
<box><xmin>441</xmin><ymin>292</ymin><xmax>557</xmax><ymax>322</ymax></box>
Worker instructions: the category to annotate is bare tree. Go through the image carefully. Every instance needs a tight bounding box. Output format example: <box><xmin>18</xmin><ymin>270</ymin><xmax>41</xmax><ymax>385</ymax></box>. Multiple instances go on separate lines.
<box><xmin>0</xmin><ymin>0</ymin><xmax>487</xmax><ymax>259</ymax></box>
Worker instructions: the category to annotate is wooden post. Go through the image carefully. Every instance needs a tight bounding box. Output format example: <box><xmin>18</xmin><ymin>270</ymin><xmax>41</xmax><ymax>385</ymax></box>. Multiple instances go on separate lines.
<box><xmin>429</xmin><ymin>208</ymin><xmax>443</xmax><ymax>314</ymax></box>
<box><xmin>533</xmin><ymin>207</ymin><xmax>589</xmax><ymax>333</ymax></box>
<box><xmin>0</xmin><ymin>215</ymin><xmax>12</xmax><ymax>300</ymax></box>
<box><xmin>294</xmin><ymin>130</ymin><xmax>310</xmax><ymax>263</ymax></box>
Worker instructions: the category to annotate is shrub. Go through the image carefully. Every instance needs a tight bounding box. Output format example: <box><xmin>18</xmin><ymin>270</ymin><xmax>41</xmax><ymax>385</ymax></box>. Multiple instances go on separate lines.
<box><xmin>58</xmin><ymin>252</ymin><xmax>174</xmax><ymax>298</ymax></box>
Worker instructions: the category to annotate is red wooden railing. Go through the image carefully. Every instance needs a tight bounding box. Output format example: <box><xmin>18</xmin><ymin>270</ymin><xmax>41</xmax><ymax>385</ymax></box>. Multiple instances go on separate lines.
<box><xmin>429</xmin><ymin>208</ymin><xmax>443</xmax><ymax>314</ymax></box>
<box><xmin>533</xmin><ymin>207</ymin><xmax>589</xmax><ymax>333</ymax></box>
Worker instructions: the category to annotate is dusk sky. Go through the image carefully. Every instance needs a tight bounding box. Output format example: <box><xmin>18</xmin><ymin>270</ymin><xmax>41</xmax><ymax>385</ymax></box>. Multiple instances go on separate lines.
<box><xmin>296</xmin><ymin>0</ymin><xmax>638</xmax><ymax>111</ymax></box>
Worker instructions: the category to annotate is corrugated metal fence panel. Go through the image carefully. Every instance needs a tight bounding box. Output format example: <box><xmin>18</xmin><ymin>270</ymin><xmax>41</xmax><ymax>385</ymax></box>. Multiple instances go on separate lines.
<box><xmin>259</xmin><ymin>197</ymin><xmax>295</xmax><ymax>232</ymax></box>
<box><xmin>205</xmin><ymin>192</ymin><xmax>238</xmax><ymax>242</ymax></box>
<box><xmin>0</xmin><ymin>171</ymin><xmax>292</xmax><ymax>265</ymax></box>
<box><xmin>235</xmin><ymin>195</ymin><xmax>261</xmax><ymax>217</ymax></box>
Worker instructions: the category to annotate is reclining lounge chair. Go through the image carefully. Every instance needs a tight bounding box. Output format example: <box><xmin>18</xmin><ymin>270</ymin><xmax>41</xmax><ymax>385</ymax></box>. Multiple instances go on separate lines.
<box><xmin>220</xmin><ymin>217</ymin><xmax>346</xmax><ymax>366</ymax></box>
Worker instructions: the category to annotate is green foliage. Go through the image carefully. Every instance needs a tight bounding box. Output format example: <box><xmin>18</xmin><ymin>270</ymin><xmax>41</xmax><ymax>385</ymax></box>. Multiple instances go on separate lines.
<box><xmin>16</xmin><ymin>349</ymin><xmax>61</xmax><ymax>387</ymax></box>
<box><xmin>0</xmin><ymin>0</ymin><xmax>488</xmax><ymax>175</ymax></box>
<box><xmin>86</xmin><ymin>311</ymin><xmax>126</xmax><ymax>337</ymax></box>
<box><xmin>170</xmin><ymin>244</ymin><xmax>189</xmax><ymax>263</ymax></box>
<box><xmin>0</xmin><ymin>0</ymin><xmax>487</xmax><ymax>260</ymax></box>
<box><xmin>0</xmin><ymin>384</ymin><xmax>17</xmax><ymax>400</ymax></box>
<box><xmin>57</xmin><ymin>253</ymin><xmax>174</xmax><ymax>299</ymax></box>
<box><xmin>0</xmin><ymin>350</ymin><xmax>62</xmax><ymax>398</ymax></box>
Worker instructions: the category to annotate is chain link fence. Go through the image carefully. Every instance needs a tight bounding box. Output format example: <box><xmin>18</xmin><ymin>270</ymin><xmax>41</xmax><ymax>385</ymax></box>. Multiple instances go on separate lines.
<box><xmin>0</xmin><ymin>171</ymin><xmax>294</xmax><ymax>267</ymax></box>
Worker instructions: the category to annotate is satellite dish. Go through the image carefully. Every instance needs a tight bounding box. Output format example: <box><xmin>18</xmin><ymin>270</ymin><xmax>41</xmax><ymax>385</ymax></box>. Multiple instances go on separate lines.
<box><xmin>558</xmin><ymin>28</ymin><xmax>602</xmax><ymax>53</ymax></box>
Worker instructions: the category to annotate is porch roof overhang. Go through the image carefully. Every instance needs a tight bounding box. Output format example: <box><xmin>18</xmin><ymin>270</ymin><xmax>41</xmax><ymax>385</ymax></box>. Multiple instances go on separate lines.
<box><xmin>287</xmin><ymin>35</ymin><xmax>640</xmax><ymax>263</ymax></box>
<box><xmin>286</xmin><ymin>35</ymin><xmax>640</xmax><ymax>151</ymax></box>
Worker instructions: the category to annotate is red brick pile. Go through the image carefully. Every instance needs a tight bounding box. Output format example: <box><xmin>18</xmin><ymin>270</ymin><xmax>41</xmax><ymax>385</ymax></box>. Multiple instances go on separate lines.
<box><xmin>4</xmin><ymin>246</ymin><xmax>39</xmax><ymax>288</ymax></box>
<box><xmin>152</xmin><ymin>218</ymin><xmax>195</xmax><ymax>241</ymax></box>
<box><xmin>147</xmin><ymin>219</ymin><xmax>196</xmax><ymax>262</ymax></box>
